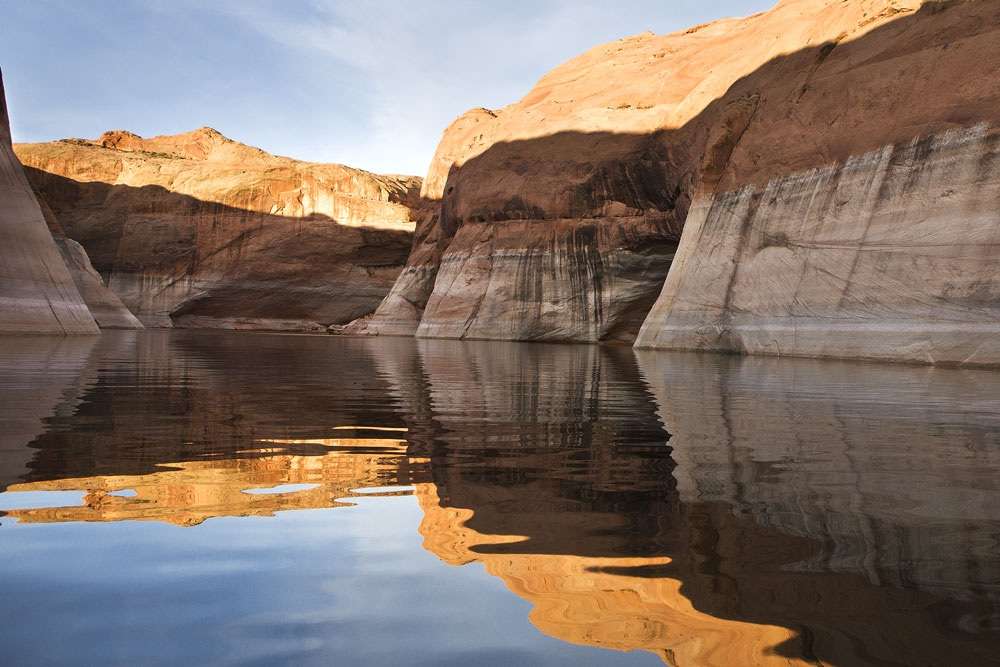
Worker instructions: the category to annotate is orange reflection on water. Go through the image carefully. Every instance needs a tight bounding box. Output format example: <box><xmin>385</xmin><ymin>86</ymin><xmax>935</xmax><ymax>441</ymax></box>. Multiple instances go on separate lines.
<box><xmin>414</xmin><ymin>483</ymin><xmax>801</xmax><ymax>667</ymax></box>
<box><xmin>5</xmin><ymin>437</ymin><xmax>419</xmax><ymax>527</ymax></box>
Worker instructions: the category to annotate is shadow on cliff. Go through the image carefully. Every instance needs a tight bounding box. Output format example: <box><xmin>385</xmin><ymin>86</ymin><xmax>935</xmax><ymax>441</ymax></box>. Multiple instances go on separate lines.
<box><xmin>397</xmin><ymin>0</ymin><xmax>998</xmax><ymax>342</ymax></box>
<box><xmin>22</xmin><ymin>167</ymin><xmax>418</xmax><ymax>324</ymax></box>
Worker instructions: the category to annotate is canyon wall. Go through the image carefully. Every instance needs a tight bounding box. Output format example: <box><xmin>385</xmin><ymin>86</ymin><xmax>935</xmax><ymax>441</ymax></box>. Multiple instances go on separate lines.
<box><xmin>0</xmin><ymin>70</ymin><xmax>99</xmax><ymax>334</ymax></box>
<box><xmin>54</xmin><ymin>236</ymin><xmax>144</xmax><ymax>329</ymax></box>
<box><xmin>32</xmin><ymin>196</ymin><xmax>144</xmax><ymax>329</ymax></box>
<box><xmin>366</xmin><ymin>0</ymin><xmax>1000</xmax><ymax>361</ymax></box>
<box><xmin>359</xmin><ymin>53</ymin><xmax>688</xmax><ymax>340</ymax></box>
<box><xmin>16</xmin><ymin>129</ymin><xmax>422</xmax><ymax>330</ymax></box>
<box><xmin>635</xmin><ymin>0</ymin><xmax>1000</xmax><ymax>364</ymax></box>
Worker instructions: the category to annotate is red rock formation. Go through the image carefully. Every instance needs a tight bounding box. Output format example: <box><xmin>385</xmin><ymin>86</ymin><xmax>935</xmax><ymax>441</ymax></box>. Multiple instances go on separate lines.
<box><xmin>16</xmin><ymin>129</ymin><xmax>422</xmax><ymax>330</ymax></box>
<box><xmin>635</xmin><ymin>0</ymin><xmax>1000</xmax><ymax>365</ymax></box>
<box><xmin>366</xmin><ymin>0</ymin><xmax>1000</xmax><ymax>363</ymax></box>
<box><xmin>0</xmin><ymin>69</ymin><xmax>99</xmax><ymax>334</ymax></box>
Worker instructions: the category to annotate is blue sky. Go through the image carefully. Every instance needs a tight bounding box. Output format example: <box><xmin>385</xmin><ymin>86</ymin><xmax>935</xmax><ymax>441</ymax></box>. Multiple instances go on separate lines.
<box><xmin>1</xmin><ymin>1</ymin><xmax>774</xmax><ymax>176</ymax></box>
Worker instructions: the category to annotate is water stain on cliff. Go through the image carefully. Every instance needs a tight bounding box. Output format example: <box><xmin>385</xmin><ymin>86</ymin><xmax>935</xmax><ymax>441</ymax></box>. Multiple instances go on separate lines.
<box><xmin>20</xmin><ymin>169</ymin><xmax>416</xmax><ymax>330</ymax></box>
<box><xmin>368</xmin><ymin>2</ymin><xmax>1000</xmax><ymax>351</ymax></box>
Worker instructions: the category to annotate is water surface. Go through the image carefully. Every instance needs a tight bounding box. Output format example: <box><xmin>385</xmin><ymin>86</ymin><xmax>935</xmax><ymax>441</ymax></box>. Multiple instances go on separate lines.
<box><xmin>1</xmin><ymin>331</ymin><xmax>999</xmax><ymax>666</ymax></box>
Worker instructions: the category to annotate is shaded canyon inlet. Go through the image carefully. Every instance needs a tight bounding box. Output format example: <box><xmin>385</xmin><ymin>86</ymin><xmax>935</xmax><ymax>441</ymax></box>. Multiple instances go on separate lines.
<box><xmin>0</xmin><ymin>331</ymin><xmax>999</xmax><ymax>665</ymax></box>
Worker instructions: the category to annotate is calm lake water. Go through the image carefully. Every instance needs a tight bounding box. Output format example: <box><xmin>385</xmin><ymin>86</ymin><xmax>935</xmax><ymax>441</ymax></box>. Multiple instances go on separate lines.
<box><xmin>1</xmin><ymin>330</ymin><xmax>999</xmax><ymax>666</ymax></box>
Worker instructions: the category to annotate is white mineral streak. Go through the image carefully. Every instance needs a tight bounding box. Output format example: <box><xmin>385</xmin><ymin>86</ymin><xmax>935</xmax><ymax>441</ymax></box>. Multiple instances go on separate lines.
<box><xmin>636</xmin><ymin>125</ymin><xmax>1000</xmax><ymax>366</ymax></box>
<box><xmin>0</xmin><ymin>70</ymin><xmax>99</xmax><ymax>335</ymax></box>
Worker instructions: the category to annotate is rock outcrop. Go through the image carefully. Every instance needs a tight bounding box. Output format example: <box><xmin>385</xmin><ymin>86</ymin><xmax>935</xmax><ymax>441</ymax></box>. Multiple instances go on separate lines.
<box><xmin>32</xmin><ymin>197</ymin><xmax>144</xmax><ymax>329</ymax></box>
<box><xmin>362</xmin><ymin>83</ymin><xmax>684</xmax><ymax>341</ymax></box>
<box><xmin>0</xmin><ymin>69</ymin><xmax>99</xmax><ymax>334</ymax></box>
<box><xmin>364</xmin><ymin>0</ymin><xmax>1000</xmax><ymax>363</ymax></box>
<box><xmin>635</xmin><ymin>0</ymin><xmax>1000</xmax><ymax>365</ymax></box>
<box><xmin>54</xmin><ymin>236</ymin><xmax>144</xmax><ymax>329</ymax></box>
<box><xmin>16</xmin><ymin>128</ymin><xmax>422</xmax><ymax>330</ymax></box>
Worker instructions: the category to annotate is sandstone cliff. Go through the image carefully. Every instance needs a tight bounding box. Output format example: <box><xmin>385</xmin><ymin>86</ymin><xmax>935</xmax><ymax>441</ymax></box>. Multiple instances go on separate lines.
<box><xmin>365</xmin><ymin>0</ymin><xmax>1000</xmax><ymax>362</ymax></box>
<box><xmin>0</xmin><ymin>69</ymin><xmax>99</xmax><ymax>334</ymax></box>
<box><xmin>32</xmin><ymin>197</ymin><xmax>144</xmax><ymax>329</ymax></box>
<box><xmin>634</xmin><ymin>0</ymin><xmax>1000</xmax><ymax>365</ymax></box>
<box><xmin>54</xmin><ymin>236</ymin><xmax>144</xmax><ymax>329</ymax></box>
<box><xmin>16</xmin><ymin>129</ymin><xmax>422</xmax><ymax>330</ymax></box>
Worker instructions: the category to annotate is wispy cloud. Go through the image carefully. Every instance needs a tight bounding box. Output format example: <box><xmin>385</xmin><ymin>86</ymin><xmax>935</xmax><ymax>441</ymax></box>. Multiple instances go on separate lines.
<box><xmin>196</xmin><ymin>0</ymin><xmax>773</xmax><ymax>175</ymax></box>
<box><xmin>4</xmin><ymin>0</ymin><xmax>774</xmax><ymax>176</ymax></box>
<box><xmin>201</xmin><ymin>0</ymin><xmax>638</xmax><ymax>174</ymax></box>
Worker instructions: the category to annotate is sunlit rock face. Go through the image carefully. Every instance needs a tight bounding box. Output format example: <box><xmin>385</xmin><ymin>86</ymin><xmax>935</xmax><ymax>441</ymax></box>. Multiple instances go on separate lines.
<box><xmin>366</xmin><ymin>0</ymin><xmax>1000</xmax><ymax>354</ymax></box>
<box><xmin>15</xmin><ymin>128</ymin><xmax>422</xmax><ymax>330</ymax></box>
<box><xmin>631</xmin><ymin>0</ymin><xmax>1000</xmax><ymax>363</ymax></box>
<box><xmin>0</xmin><ymin>70</ymin><xmax>98</xmax><ymax>334</ymax></box>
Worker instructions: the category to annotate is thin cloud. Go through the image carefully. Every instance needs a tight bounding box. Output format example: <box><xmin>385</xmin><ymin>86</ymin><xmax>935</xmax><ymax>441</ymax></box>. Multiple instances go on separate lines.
<box><xmin>4</xmin><ymin>1</ymin><xmax>775</xmax><ymax>177</ymax></box>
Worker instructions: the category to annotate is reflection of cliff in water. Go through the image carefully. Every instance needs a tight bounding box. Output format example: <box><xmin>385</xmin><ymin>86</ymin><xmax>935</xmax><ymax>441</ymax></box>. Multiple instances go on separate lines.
<box><xmin>5</xmin><ymin>440</ymin><xmax>417</xmax><ymax>526</ymax></box>
<box><xmin>393</xmin><ymin>342</ymin><xmax>1000</xmax><ymax>666</ymax></box>
<box><xmin>637</xmin><ymin>352</ymin><xmax>1000</xmax><ymax>611</ymax></box>
<box><xmin>0</xmin><ymin>336</ymin><xmax>99</xmax><ymax>489</ymax></box>
<box><xmin>3</xmin><ymin>331</ymin><xmax>419</xmax><ymax>488</ymax></box>
<box><xmin>2</xmin><ymin>332</ymin><xmax>999</xmax><ymax>665</ymax></box>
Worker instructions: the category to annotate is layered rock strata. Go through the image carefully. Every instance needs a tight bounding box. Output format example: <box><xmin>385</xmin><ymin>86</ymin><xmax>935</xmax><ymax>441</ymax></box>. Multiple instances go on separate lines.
<box><xmin>16</xmin><ymin>129</ymin><xmax>421</xmax><ymax>330</ymax></box>
<box><xmin>359</xmin><ymin>72</ymin><xmax>686</xmax><ymax>341</ymax></box>
<box><xmin>635</xmin><ymin>1</ymin><xmax>1000</xmax><ymax>364</ymax></box>
<box><xmin>0</xmin><ymin>70</ymin><xmax>99</xmax><ymax>334</ymax></box>
<box><xmin>364</xmin><ymin>0</ymin><xmax>1000</xmax><ymax>362</ymax></box>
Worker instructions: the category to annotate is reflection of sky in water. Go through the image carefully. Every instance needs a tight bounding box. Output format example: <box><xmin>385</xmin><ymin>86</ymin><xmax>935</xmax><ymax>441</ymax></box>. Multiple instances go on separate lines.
<box><xmin>5</xmin><ymin>495</ymin><xmax>638</xmax><ymax>665</ymax></box>
<box><xmin>0</xmin><ymin>330</ymin><xmax>998</xmax><ymax>666</ymax></box>
<box><xmin>0</xmin><ymin>490</ymin><xmax>85</xmax><ymax>511</ymax></box>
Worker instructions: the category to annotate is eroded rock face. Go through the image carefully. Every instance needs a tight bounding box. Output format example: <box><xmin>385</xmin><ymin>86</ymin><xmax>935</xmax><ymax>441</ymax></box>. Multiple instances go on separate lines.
<box><xmin>54</xmin><ymin>237</ymin><xmax>144</xmax><ymax>330</ymax></box>
<box><xmin>32</xmin><ymin>197</ymin><xmax>144</xmax><ymax>330</ymax></box>
<box><xmin>364</xmin><ymin>92</ymin><xmax>684</xmax><ymax>341</ymax></box>
<box><xmin>636</xmin><ymin>125</ymin><xmax>1000</xmax><ymax>363</ymax></box>
<box><xmin>368</xmin><ymin>0</ymin><xmax>1000</xmax><ymax>357</ymax></box>
<box><xmin>16</xmin><ymin>128</ymin><xmax>422</xmax><ymax>330</ymax></box>
<box><xmin>0</xmin><ymin>70</ymin><xmax>98</xmax><ymax>334</ymax></box>
<box><xmin>635</xmin><ymin>0</ymin><xmax>1000</xmax><ymax>365</ymax></box>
